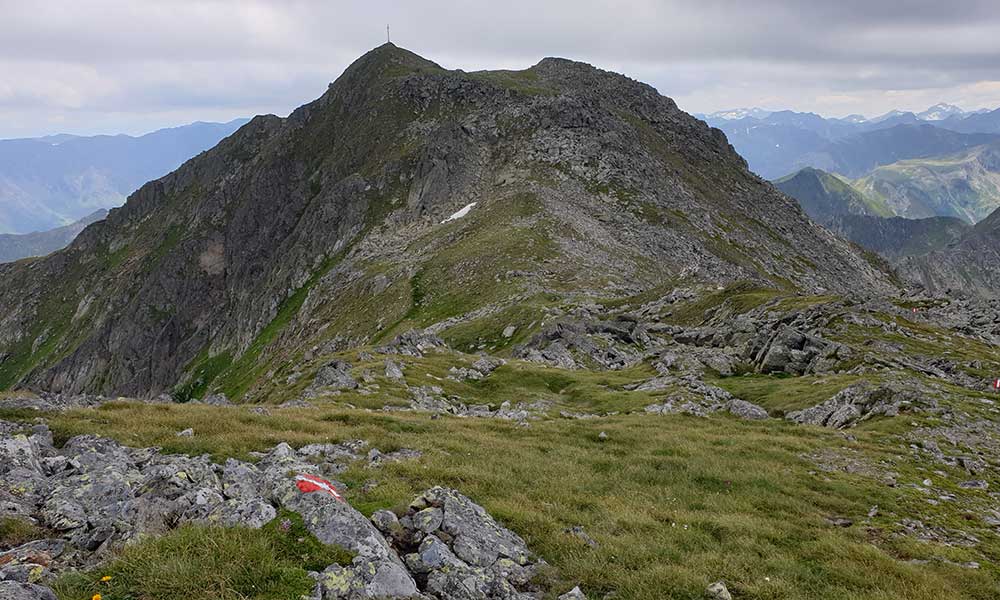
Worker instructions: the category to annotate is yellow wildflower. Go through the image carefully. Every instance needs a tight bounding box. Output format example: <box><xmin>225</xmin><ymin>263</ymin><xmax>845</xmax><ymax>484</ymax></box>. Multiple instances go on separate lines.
<box><xmin>92</xmin><ymin>594</ymin><xmax>102</xmax><ymax>600</ymax></box>
<box><xmin>101</xmin><ymin>576</ymin><xmax>112</xmax><ymax>582</ymax></box>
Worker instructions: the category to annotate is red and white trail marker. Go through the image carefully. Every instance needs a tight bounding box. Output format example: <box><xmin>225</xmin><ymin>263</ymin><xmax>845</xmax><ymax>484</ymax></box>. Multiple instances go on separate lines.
<box><xmin>295</xmin><ymin>473</ymin><xmax>345</xmax><ymax>502</ymax></box>
<box><xmin>993</xmin><ymin>378</ymin><xmax>1000</xmax><ymax>391</ymax></box>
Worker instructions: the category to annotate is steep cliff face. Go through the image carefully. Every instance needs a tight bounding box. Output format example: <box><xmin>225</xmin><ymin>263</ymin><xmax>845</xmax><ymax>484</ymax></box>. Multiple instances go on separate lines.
<box><xmin>0</xmin><ymin>44</ymin><xmax>897</xmax><ymax>398</ymax></box>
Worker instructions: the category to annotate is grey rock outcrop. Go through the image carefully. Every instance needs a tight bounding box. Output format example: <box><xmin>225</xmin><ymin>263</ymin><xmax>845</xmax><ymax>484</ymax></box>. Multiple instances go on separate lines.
<box><xmin>705</xmin><ymin>581</ymin><xmax>733</xmax><ymax>600</ymax></box>
<box><xmin>787</xmin><ymin>382</ymin><xmax>928</xmax><ymax>428</ymax></box>
<box><xmin>0</xmin><ymin>422</ymin><xmax>533</xmax><ymax>599</ymax></box>
<box><xmin>0</xmin><ymin>581</ymin><xmax>59</xmax><ymax>600</ymax></box>
<box><xmin>311</xmin><ymin>361</ymin><xmax>359</xmax><ymax>392</ymax></box>
<box><xmin>377</xmin><ymin>331</ymin><xmax>446</xmax><ymax>358</ymax></box>
<box><xmin>750</xmin><ymin>324</ymin><xmax>849</xmax><ymax>375</ymax></box>
<box><xmin>515</xmin><ymin>318</ymin><xmax>644</xmax><ymax>371</ymax></box>
<box><xmin>638</xmin><ymin>376</ymin><xmax>768</xmax><ymax>421</ymax></box>
<box><xmin>369</xmin><ymin>486</ymin><xmax>545</xmax><ymax>600</ymax></box>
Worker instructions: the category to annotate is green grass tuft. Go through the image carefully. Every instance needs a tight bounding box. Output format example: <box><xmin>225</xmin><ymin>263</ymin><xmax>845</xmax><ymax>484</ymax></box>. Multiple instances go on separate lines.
<box><xmin>52</xmin><ymin>517</ymin><xmax>353</xmax><ymax>600</ymax></box>
<box><xmin>0</xmin><ymin>516</ymin><xmax>45</xmax><ymax>551</ymax></box>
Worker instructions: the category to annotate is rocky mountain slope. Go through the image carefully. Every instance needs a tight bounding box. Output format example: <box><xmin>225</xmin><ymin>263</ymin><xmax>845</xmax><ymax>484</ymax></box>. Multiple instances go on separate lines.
<box><xmin>0</xmin><ymin>119</ymin><xmax>247</xmax><ymax>234</ymax></box>
<box><xmin>901</xmin><ymin>205</ymin><xmax>1000</xmax><ymax>297</ymax></box>
<box><xmin>3</xmin><ymin>279</ymin><xmax>1000</xmax><ymax>599</ymax></box>
<box><xmin>823</xmin><ymin>214</ymin><xmax>969</xmax><ymax>260</ymax></box>
<box><xmin>0</xmin><ymin>44</ymin><xmax>895</xmax><ymax>399</ymax></box>
<box><xmin>0</xmin><ymin>210</ymin><xmax>108</xmax><ymax>263</ymax></box>
<box><xmin>776</xmin><ymin>162</ymin><xmax>1000</xmax><ymax>299</ymax></box>
<box><xmin>2</xmin><ymin>46</ymin><xmax>1000</xmax><ymax>600</ymax></box>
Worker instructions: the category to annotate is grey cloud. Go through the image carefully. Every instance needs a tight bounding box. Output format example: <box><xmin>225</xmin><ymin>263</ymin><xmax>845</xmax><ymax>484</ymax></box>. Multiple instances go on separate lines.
<box><xmin>2</xmin><ymin>0</ymin><xmax>1000</xmax><ymax>137</ymax></box>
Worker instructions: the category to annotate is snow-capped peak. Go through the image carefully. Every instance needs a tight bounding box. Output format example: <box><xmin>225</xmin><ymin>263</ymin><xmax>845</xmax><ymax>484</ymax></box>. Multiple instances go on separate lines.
<box><xmin>705</xmin><ymin>108</ymin><xmax>773</xmax><ymax>121</ymax></box>
<box><xmin>917</xmin><ymin>103</ymin><xmax>966</xmax><ymax>121</ymax></box>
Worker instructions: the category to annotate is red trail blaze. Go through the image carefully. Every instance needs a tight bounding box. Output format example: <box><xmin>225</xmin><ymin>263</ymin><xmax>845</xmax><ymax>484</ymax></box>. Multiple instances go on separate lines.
<box><xmin>295</xmin><ymin>473</ymin><xmax>345</xmax><ymax>502</ymax></box>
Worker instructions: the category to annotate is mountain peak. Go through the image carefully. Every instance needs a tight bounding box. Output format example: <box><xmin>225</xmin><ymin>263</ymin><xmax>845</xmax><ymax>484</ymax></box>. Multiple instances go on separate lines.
<box><xmin>335</xmin><ymin>43</ymin><xmax>444</xmax><ymax>84</ymax></box>
<box><xmin>0</xmin><ymin>48</ymin><xmax>895</xmax><ymax>397</ymax></box>
<box><xmin>917</xmin><ymin>102</ymin><xmax>966</xmax><ymax>121</ymax></box>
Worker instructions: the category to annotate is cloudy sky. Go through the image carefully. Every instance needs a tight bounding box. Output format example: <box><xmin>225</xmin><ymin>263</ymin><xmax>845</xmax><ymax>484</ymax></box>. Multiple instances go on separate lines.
<box><xmin>3</xmin><ymin>0</ymin><xmax>1000</xmax><ymax>138</ymax></box>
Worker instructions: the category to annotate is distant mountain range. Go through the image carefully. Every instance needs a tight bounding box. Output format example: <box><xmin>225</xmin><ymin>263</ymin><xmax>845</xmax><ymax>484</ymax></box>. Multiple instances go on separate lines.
<box><xmin>0</xmin><ymin>119</ymin><xmax>249</xmax><ymax>234</ymax></box>
<box><xmin>854</xmin><ymin>142</ymin><xmax>1000</xmax><ymax>223</ymax></box>
<box><xmin>0</xmin><ymin>209</ymin><xmax>107</xmax><ymax>263</ymax></box>
<box><xmin>771</xmin><ymin>134</ymin><xmax>1000</xmax><ymax>224</ymax></box>
<box><xmin>774</xmin><ymin>168</ymin><xmax>970</xmax><ymax>260</ymax></box>
<box><xmin>801</xmin><ymin>125</ymin><xmax>1000</xmax><ymax>180</ymax></box>
<box><xmin>701</xmin><ymin>104</ymin><xmax>1000</xmax><ymax>180</ymax></box>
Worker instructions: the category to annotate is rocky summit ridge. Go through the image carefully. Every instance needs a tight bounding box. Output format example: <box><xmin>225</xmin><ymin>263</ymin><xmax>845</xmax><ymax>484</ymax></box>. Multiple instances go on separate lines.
<box><xmin>0</xmin><ymin>43</ymin><xmax>894</xmax><ymax>400</ymax></box>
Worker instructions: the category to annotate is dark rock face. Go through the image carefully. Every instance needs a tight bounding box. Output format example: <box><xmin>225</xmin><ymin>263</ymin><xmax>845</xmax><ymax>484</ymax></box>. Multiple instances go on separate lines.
<box><xmin>0</xmin><ymin>44</ymin><xmax>896</xmax><ymax>399</ymax></box>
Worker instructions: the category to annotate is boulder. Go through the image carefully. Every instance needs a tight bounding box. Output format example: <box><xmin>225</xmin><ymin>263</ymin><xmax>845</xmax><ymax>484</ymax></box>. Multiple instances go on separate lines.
<box><xmin>286</xmin><ymin>491</ymin><xmax>399</xmax><ymax>563</ymax></box>
<box><xmin>385</xmin><ymin>359</ymin><xmax>405</xmax><ymax>381</ymax></box>
<box><xmin>706</xmin><ymin>581</ymin><xmax>733</xmax><ymax>600</ymax></box>
<box><xmin>727</xmin><ymin>399</ymin><xmax>769</xmax><ymax>421</ymax></box>
<box><xmin>316</xmin><ymin>558</ymin><xmax>419</xmax><ymax>599</ymax></box>
<box><xmin>313</xmin><ymin>361</ymin><xmax>359</xmax><ymax>391</ymax></box>
<box><xmin>0</xmin><ymin>581</ymin><xmax>58</xmax><ymax>600</ymax></box>
<box><xmin>559</xmin><ymin>587</ymin><xmax>587</xmax><ymax>600</ymax></box>
<box><xmin>406</xmin><ymin>487</ymin><xmax>532</xmax><ymax>567</ymax></box>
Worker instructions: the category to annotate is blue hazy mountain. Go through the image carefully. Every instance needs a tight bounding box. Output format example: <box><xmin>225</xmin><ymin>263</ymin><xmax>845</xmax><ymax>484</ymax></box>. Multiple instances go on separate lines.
<box><xmin>0</xmin><ymin>209</ymin><xmax>108</xmax><ymax>263</ymax></box>
<box><xmin>0</xmin><ymin>119</ymin><xmax>248</xmax><ymax>234</ymax></box>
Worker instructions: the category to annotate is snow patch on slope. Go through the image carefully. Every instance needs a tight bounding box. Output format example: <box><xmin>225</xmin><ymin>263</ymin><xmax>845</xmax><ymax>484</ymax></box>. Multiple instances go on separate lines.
<box><xmin>441</xmin><ymin>202</ymin><xmax>477</xmax><ymax>224</ymax></box>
